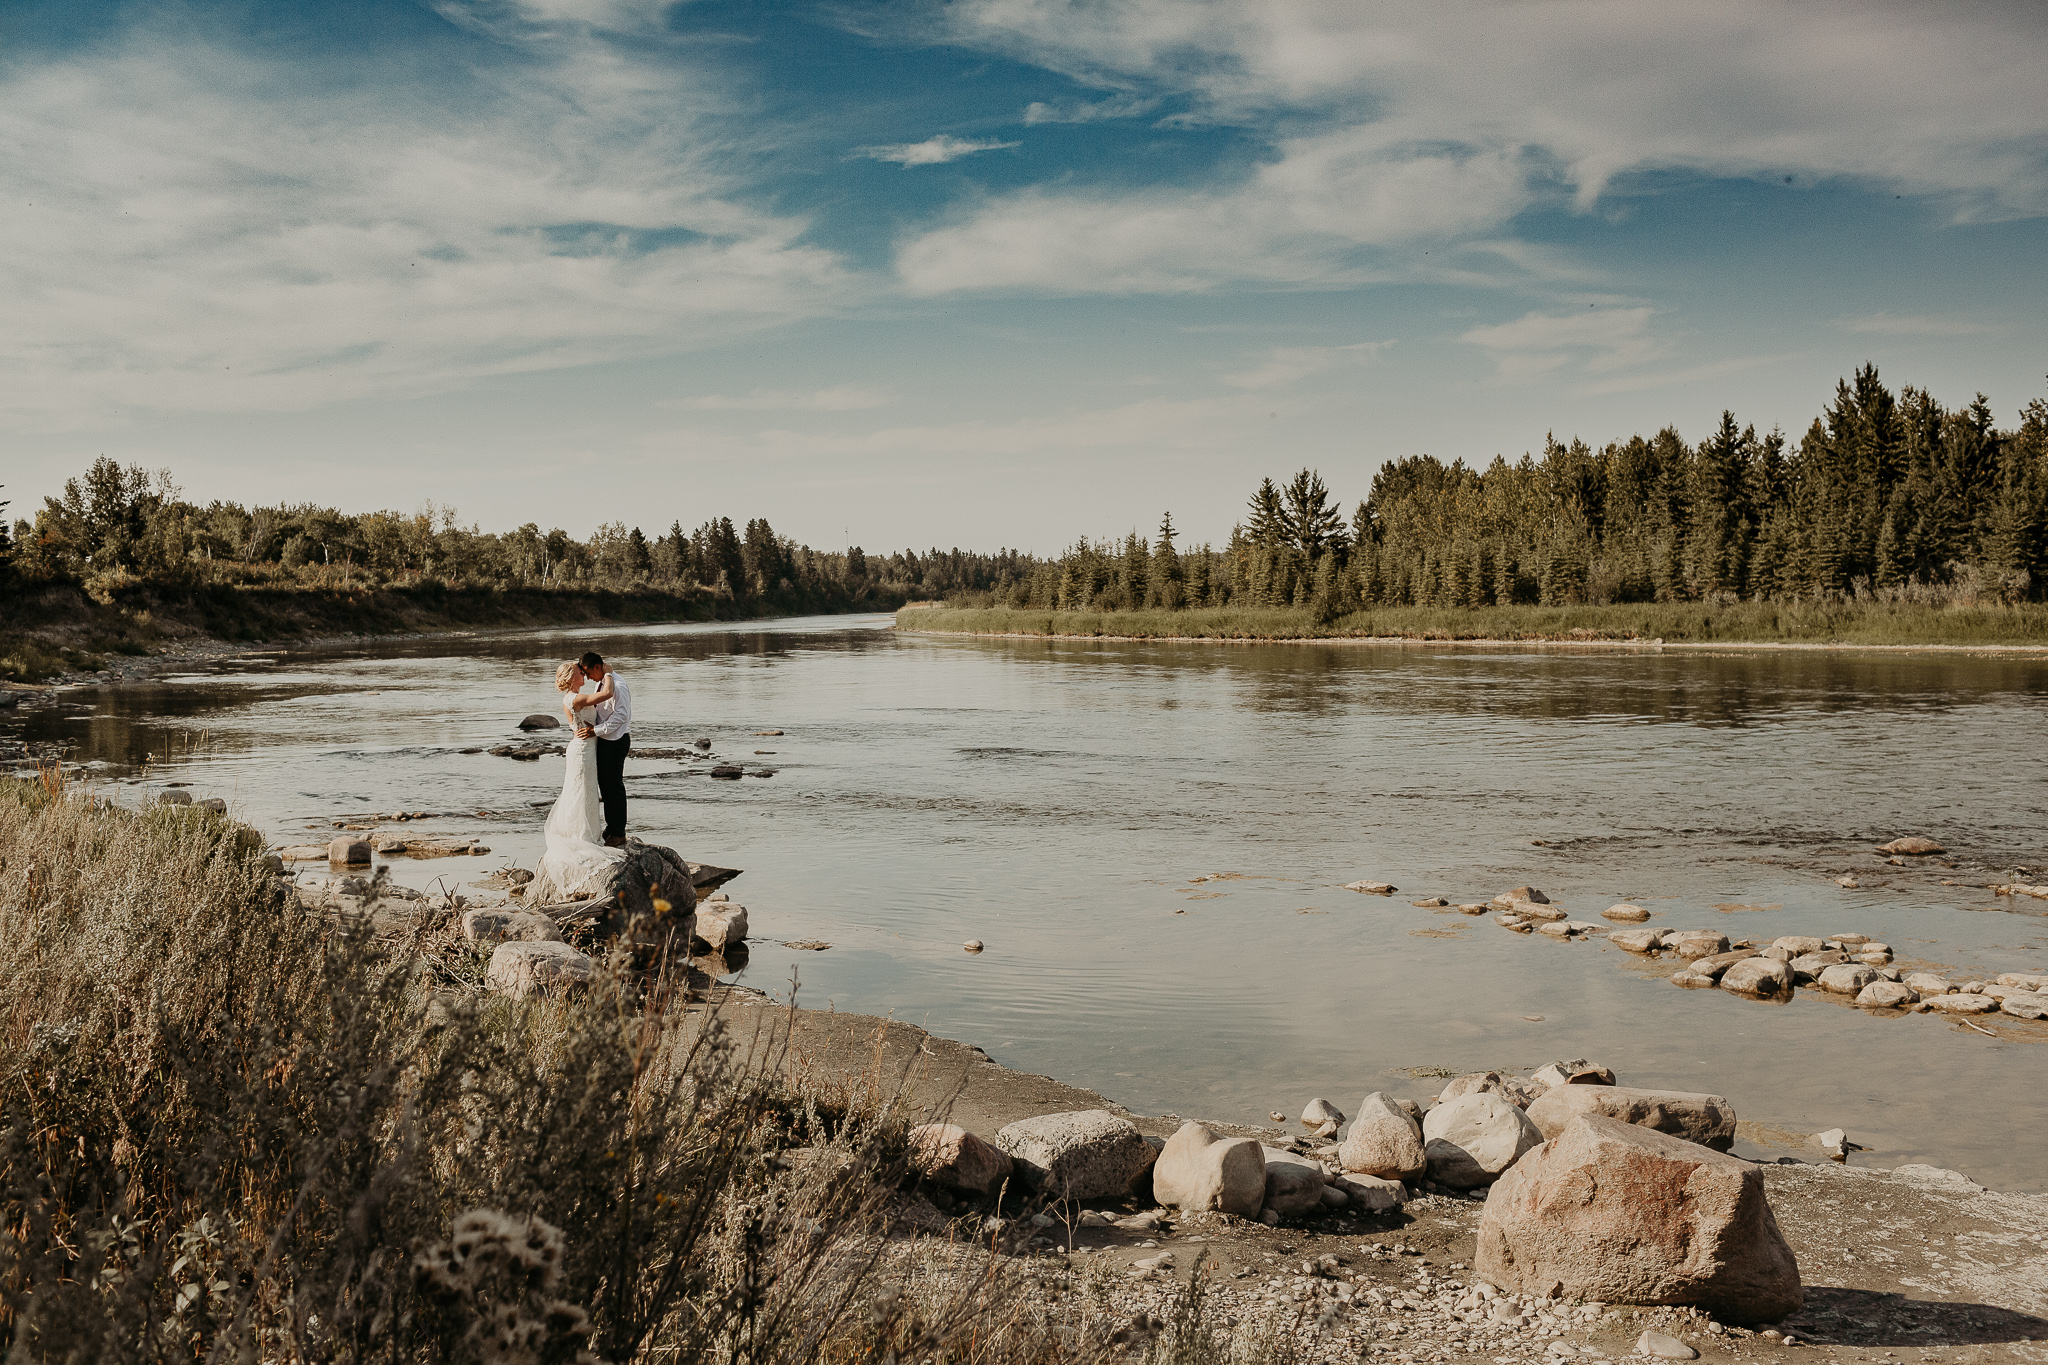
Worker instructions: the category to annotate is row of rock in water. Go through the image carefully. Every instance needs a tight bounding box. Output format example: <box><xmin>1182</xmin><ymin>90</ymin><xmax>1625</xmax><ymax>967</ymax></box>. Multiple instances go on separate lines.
<box><xmin>1467</xmin><ymin>884</ymin><xmax>2047</xmax><ymax>1018</ymax></box>
<box><xmin>910</xmin><ymin>1059</ymin><xmax>1804</xmax><ymax>1323</ymax></box>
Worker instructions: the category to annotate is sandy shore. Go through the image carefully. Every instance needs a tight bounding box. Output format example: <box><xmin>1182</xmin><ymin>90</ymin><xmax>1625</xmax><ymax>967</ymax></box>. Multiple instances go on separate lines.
<box><xmin>680</xmin><ymin>993</ymin><xmax>2048</xmax><ymax>1364</ymax></box>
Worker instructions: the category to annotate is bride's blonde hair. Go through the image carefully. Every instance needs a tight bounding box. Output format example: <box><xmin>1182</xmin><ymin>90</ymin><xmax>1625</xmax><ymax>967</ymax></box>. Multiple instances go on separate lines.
<box><xmin>554</xmin><ymin>661</ymin><xmax>583</xmax><ymax>692</ymax></box>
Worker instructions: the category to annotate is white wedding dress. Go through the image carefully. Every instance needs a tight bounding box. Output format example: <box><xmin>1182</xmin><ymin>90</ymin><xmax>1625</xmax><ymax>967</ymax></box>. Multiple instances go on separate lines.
<box><xmin>540</xmin><ymin>697</ymin><xmax>625</xmax><ymax>897</ymax></box>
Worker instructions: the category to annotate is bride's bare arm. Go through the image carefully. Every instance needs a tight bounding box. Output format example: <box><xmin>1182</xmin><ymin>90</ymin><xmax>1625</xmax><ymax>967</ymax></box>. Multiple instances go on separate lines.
<box><xmin>584</xmin><ymin>676</ymin><xmax>616</xmax><ymax>705</ymax></box>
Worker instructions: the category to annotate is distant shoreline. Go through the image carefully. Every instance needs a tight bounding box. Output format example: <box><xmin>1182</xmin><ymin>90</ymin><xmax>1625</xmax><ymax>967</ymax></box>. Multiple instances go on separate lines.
<box><xmin>897</xmin><ymin>627</ymin><xmax>2048</xmax><ymax>656</ymax></box>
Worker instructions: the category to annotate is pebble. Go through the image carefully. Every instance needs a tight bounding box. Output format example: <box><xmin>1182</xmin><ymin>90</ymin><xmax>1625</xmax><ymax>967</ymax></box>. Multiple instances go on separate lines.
<box><xmin>963</xmin><ymin>940</ymin><xmax>984</xmax><ymax>953</ymax></box>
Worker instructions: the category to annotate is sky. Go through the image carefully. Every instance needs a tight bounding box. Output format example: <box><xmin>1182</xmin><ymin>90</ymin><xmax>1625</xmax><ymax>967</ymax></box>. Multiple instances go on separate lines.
<box><xmin>5</xmin><ymin>0</ymin><xmax>2046</xmax><ymax>552</ymax></box>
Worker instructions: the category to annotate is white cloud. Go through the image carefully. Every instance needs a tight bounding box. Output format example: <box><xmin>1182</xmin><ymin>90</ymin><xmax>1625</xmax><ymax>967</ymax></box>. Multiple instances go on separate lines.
<box><xmin>1839</xmin><ymin>313</ymin><xmax>1998</xmax><ymax>338</ymax></box>
<box><xmin>659</xmin><ymin>385</ymin><xmax>894</xmax><ymax>411</ymax></box>
<box><xmin>1460</xmin><ymin>308</ymin><xmax>1663</xmax><ymax>380</ymax></box>
<box><xmin>1224</xmin><ymin>341</ymin><xmax>1391</xmax><ymax>389</ymax></box>
<box><xmin>858</xmin><ymin>135</ymin><xmax>1022</xmax><ymax>166</ymax></box>
<box><xmin>897</xmin><ymin>0</ymin><xmax>2048</xmax><ymax>294</ymax></box>
<box><xmin>1022</xmin><ymin>93</ymin><xmax>1159</xmax><ymax>125</ymax></box>
<box><xmin>0</xmin><ymin>27</ymin><xmax>854</xmax><ymax>426</ymax></box>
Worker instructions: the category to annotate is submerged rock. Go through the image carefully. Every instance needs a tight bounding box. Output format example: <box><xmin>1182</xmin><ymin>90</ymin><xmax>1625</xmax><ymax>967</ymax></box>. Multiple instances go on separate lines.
<box><xmin>1877</xmin><ymin>836</ymin><xmax>1945</xmax><ymax>856</ymax></box>
<box><xmin>1494</xmin><ymin>886</ymin><xmax>1551</xmax><ymax>905</ymax></box>
<box><xmin>1476</xmin><ymin>1114</ymin><xmax>1803</xmax><ymax>1323</ymax></box>
<box><xmin>517</xmin><ymin>713</ymin><xmax>561</xmax><ymax>730</ymax></box>
<box><xmin>1602</xmin><ymin>903</ymin><xmax>1651</xmax><ymax>922</ymax></box>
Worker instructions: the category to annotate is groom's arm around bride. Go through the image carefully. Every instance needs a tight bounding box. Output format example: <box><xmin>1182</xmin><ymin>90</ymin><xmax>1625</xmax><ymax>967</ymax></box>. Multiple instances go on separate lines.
<box><xmin>577</xmin><ymin>651</ymin><xmax>633</xmax><ymax>847</ymax></box>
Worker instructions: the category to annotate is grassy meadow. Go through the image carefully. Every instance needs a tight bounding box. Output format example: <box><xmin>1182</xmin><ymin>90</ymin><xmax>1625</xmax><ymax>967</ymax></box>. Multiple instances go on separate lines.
<box><xmin>895</xmin><ymin>601</ymin><xmax>2048</xmax><ymax>647</ymax></box>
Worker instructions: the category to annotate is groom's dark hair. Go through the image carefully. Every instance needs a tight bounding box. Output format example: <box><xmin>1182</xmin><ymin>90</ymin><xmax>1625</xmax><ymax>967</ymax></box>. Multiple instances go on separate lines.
<box><xmin>580</xmin><ymin>651</ymin><xmax>604</xmax><ymax>670</ymax></box>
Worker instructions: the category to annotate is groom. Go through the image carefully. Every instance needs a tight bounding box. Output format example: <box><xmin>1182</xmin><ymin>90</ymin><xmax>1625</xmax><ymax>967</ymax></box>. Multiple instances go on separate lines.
<box><xmin>573</xmin><ymin>650</ymin><xmax>632</xmax><ymax>847</ymax></box>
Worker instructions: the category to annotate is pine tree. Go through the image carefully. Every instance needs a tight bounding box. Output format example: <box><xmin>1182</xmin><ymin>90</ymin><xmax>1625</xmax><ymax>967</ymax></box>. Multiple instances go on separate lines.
<box><xmin>1282</xmin><ymin>468</ymin><xmax>1344</xmax><ymax>563</ymax></box>
<box><xmin>1246</xmin><ymin>479</ymin><xmax>1285</xmax><ymax>546</ymax></box>
<box><xmin>1149</xmin><ymin>512</ymin><xmax>1184</xmax><ymax>607</ymax></box>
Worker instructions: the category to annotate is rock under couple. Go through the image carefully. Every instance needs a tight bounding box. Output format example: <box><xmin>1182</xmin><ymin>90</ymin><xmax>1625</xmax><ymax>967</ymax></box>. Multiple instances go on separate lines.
<box><xmin>538</xmin><ymin>650</ymin><xmax>635</xmax><ymax>898</ymax></box>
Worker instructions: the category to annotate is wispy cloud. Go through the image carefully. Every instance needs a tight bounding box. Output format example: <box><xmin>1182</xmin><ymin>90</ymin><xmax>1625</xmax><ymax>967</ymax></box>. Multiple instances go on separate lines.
<box><xmin>659</xmin><ymin>385</ymin><xmax>893</xmax><ymax>411</ymax></box>
<box><xmin>1459</xmin><ymin>308</ymin><xmax>1663</xmax><ymax>380</ymax></box>
<box><xmin>857</xmin><ymin>135</ymin><xmax>1020</xmax><ymax>166</ymax></box>
<box><xmin>1223</xmin><ymin>341</ymin><xmax>1392</xmax><ymax>389</ymax></box>
<box><xmin>1579</xmin><ymin>354</ymin><xmax>1785</xmax><ymax>396</ymax></box>
<box><xmin>0</xmin><ymin>25</ymin><xmax>853</xmax><ymax>426</ymax></box>
<box><xmin>1839</xmin><ymin>312</ymin><xmax>1998</xmax><ymax>338</ymax></box>
<box><xmin>1022</xmin><ymin>93</ymin><xmax>1159</xmax><ymax>125</ymax></box>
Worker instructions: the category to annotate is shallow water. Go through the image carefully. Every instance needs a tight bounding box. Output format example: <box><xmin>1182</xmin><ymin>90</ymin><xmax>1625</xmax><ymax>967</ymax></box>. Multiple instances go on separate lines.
<box><xmin>13</xmin><ymin>616</ymin><xmax>2048</xmax><ymax>1188</ymax></box>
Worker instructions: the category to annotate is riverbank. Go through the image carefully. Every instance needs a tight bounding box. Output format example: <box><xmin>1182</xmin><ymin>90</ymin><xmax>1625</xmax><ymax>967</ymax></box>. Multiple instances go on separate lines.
<box><xmin>897</xmin><ymin>602</ymin><xmax>2048</xmax><ymax>649</ymax></box>
<box><xmin>0</xmin><ymin>577</ymin><xmax>898</xmax><ymax>684</ymax></box>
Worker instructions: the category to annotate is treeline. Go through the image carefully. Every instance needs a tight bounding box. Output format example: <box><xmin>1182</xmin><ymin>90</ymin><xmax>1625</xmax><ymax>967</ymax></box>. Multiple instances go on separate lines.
<box><xmin>959</xmin><ymin>366</ymin><xmax>2048</xmax><ymax>615</ymax></box>
<box><xmin>1</xmin><ymin>461</ymin><xmax>1032</xmax><ymax>615</ymax></box>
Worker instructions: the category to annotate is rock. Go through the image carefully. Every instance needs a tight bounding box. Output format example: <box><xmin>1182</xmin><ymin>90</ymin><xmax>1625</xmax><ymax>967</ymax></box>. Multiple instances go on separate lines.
<box><xmin>1688</xmin><ymin>949</ymin><xmax>1758</xmax><ymax>981</ymax></box>
<box><xmin>1830</xmin><ymin>932</ymin><xmax>1870</xmax><ymax>946</ymax></box>
<box><xmin>1319</xmin><ymin>1184</ymin><xmax>1348</xmax><ymax>1208</ymax></box>
<box><xmin>2000</xmin><ymin>992</ymin><xmax>2048</xmax><ymax>1020</ymax></box>
<box><xmin>1421</xmin><ymin>1092</ymin><xmax>1543</xmax><ymax>1189</ymax></box>
<box><xmin>1261</xmin><ymin>1146</ymin><xmax>1329</xmax><ymax>1217</ymax></box>
<box><xmin>1475</xmin><ymin>1114</ymin><xmax>1803</xmax><ymax>1323</ymax></box>
<box><xmin>1532</xmin><ymin>1059</ymin><xmax>1615</xmax><ymax>1091</ymax></box>
<box><xmin>1456</xmin><ymin>902</ymin><xmax>1490</xmax><ymax>915</ymax></box>
<box><xmin>517</xmin><ymin>713</ymin><xmax>561</xmax><ymax>730</ymax></box>
<box><xmin>1877</xmin><ymin>836</ymin><xmax>1945</xmax><ymax>856</ymax></box>
<box><xmin>1666</xmin><ymin>931</ymin><xmax>1730</xmax><ymax>959</ymax></box>
<box><xmin>1537</xmin><ymin>922</ymin><xmax>1573</xmax><ymax>938</ymax></box>
<box><xmin>690</xmin><ymin>903</ymin><xmax>749</xmax><ymax>952</ymax></box>
<box><xmin>328</xmin><ymin>837</ymin><xmax>372</xmax><ymax>864</ymax></box>
<box><xmin>1789</xmin><ymin>950</ymin><xmax>1848</xmax><ymax>981</ymax></box>
<box><xmin>486</xmin><ymin>941</ymin><xmax>595</xmax><ymax>999</ymax></box>
<box><xmin>1331</xmin><ymin>1171</ymin><xmax>1406</xmax><ymax>1211</ymax></box>
<box><xmin>197</xmin><ymin>797</ymin><xmax>228</xmax><ymax>814</ymax></box>
<box><xmin>1525</xmin><ymin>1085</ymin><xmax>1737</xmax><ymax>1151</ymax></box>
<box><xmin>506</xmin><ymin>868</ymin><xmax>534</xmax><ymax>886</ymax></box>
<box><xmin>461</xmin><ymin>909</ymin><xmax>564</xmax><ymax>945</ymax></box>
<box><xmin>1340</xmin><ymin>1092</ymin><xmax>1427</xmax><ymax>1181</ymax></box>
<box><xmin>1638</xmin><ymin>1331</ymin><xmax>1701</xmax><ymax>1359</ymax></box>
<box><xmin>1301</xmin><ymin>1098</ymin><xmax>1345</xmax><ymax>1136</ymax></box>
<box><xmin>1924</xmin><ymin>994</ymin><xmax>1998</xmax><ymax>1015</ymax></box>
<box><xmin>1610</xmin><ymin>929</ymin><xmax>1665</xmax><ymax>953</ymax></box>
<box><xmin>1497</xmin><ymin>915</ymin><xmax>1534</xmax><ymax>933</ymax></box>
<box><xmin>1150</xmin><ymin>1122</ymin><xmax>1264</xmax><ymax>1216</ymax></box>
<box><xmin>1602</xmin><ymin>903</ymin><xmax>1650</xmax><ymax>922</ymax></box>
<box><xmin>156</xmin><ymin>789</ymin><xmax>193</xmax><ymax>806</ymax></box>
<box><xmin>1513</xmin><ymin>901</ymin><xmax>1569</xmax><ymax>922</ymax></box>
<box><xmin>1855</xmin><ymin>980</ymin><xmax>1917</xmax><ymax>1008</ymax></box>
<box><xmin>1439</xmin><ymin>1071</ymin><xmax>1525</xmax><ymax>1107</ymax></box>
<box><xmin>1495</xmin><ymin>886</ymin><xmax>1551</xmax><ymax>905</ymax></box>
<box><xmin>1669</xmin><ymin>968</ymin><xmax>1718</xmax><ymax>988</ymax></box>
<box><xmin>1344</xmin><ymin>880</ymin><xmax>1396</xmax><ymax>895</ymax></box>
<box><xmin>994</xmin><ymin>1110</ymin><xmax>1157</xmax><ymax>1200</ymax></box>
<box><xmin>1997</xmin><ymin>972</ymin><xmax>2048</xmax><ymax>990</ymax></box>
<box><xmin>1817</xmin><ymin>963</ymin><xmax>1880</xmax><ymax>995</ymax></box>
<box><xmin>529</xmin><ymin>839</ymin><xmax>698</xmax><ymax>947</ymax></box>
<box><xmin>1858</xmin><ymin>950</ymin><xmax>1893</xmax><ymax>967</ymax></box>
<box><xmin>1814</xmin><ymin>1128</ymin><xmax>1847</xmax><ymax>1159</ymax></box>
<box><xmin>1412</xmin><ymin>897</ymin><xmax>1449</xmax><ymax>907</ymax></box>
<box><xmin>1903</xmin><ymin>972</ymin><xmax>1951</xmax><ymax>995</ymax></box>
<box><xmin>1772</xmin><ymin>936</ymin><xmax>1826</xmax><ymax>955</ymax></box>
<box><xmin>909</xmin><ymin>1123</ymin><xmax>1014</xmax><ymax>1194</ymax></box>
<box><xmin>963</xmin><ymin>939</ymin><xmax>984</xmax><ymax>952</ymax></box>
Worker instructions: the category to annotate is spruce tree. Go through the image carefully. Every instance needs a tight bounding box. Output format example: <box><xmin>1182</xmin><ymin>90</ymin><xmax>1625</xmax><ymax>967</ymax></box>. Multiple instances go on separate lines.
<box><xmin>1150</xmin><ymin>511</ymin><xmax>1184</xmax><ymax>607</ymax></box>
<box><xmin>1282</xmin><ymin>468</ymin><xmax>1345</xmax><ymax>563</ymax></box>
<box><xmin>1246</xmin><ymin>479</ymin><xmax>1285</xmax><ymax>545</ymax></box>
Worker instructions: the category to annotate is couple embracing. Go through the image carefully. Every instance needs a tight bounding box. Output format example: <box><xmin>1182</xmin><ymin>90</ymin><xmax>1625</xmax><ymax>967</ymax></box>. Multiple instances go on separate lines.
<box><xmin>540</xmin><ymin>651</ymin><xmax>635</xmax><ymax>897</ymax></box>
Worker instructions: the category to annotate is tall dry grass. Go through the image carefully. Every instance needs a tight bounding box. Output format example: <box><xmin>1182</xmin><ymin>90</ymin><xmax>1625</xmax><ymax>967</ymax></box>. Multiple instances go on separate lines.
<box><xmin>0</xmin><ymin>773</ymin><xmax>1192</xmax><ymax>1364</ymax></box>
<box><xmin>897</xmin><ymin>600</ymin><xmax>2048</xmax><ymax>646</ymax></box>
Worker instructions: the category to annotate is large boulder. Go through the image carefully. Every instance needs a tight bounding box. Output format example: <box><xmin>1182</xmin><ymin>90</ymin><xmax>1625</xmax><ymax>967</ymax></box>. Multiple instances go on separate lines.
<box><xmin>690</xmin><ymin>902</ymin><xmax>749</xmax><ymax>952</ymax></box>
<box><xmin>486</xmin><ymin>941</ymin><xmax>595</xmax><ymax>999</ymax></box>
<box><xmin>1720</xmin><ymin>958</ymin><xmax>1795</xmax><ymax>998</ymax></box>
<box><xmin>530</xmin><ymin>839</ymin><xmax>699</xmax><ymax>948</ymax></box>
<box><xmin>328</xmin><ymin>837</ymin><xmax>372</xmax><ymax>864</ymax></box>
<box><xmin>1261</xmin><ymin>1146</ymin><xmax>1328</xmax><ymax>1218</ymax></box>
<box><xmin>1151</xmin><ymin>1122</ymin><xmax>1264</xmax><ymax>1217</ymax></box>
<box><xmin>461</xmin><ymin>908</ymin><xmax>564</xmax><ymax>945</ymax></box>
<box><xmin>909</xmin><ymin>1124</ymin><xmax>1014</xmax><ymax>1195</ymax></box>
<box><xmin>1340</xmin><ymin>1092</ymin><xmax>1427</xmax><ymax>1181</ymax></box>
<box><xmin>1525</xmin><ymin>1085</ymin><xmax>1736</xmax><ymax>1152</ymax></box>
<box><xmin>518</xmin><ymin>713</ymin><xmax>562</xmax><ymax>730</ymax></box>
<box><xmin>1475</xmin><ymin>1115</ymin><xmax>1803</xmax><ymax>1323</ymax></box>
<box><xmin>993</xmin><ymin>1110</ymin><xmax>1156</xmax><ymax>1200</ymax></box>
<box><xmin>1422</xmin><ymin>1093</ymin><xmax>1542</xmax><ymax>1189</ymax></box>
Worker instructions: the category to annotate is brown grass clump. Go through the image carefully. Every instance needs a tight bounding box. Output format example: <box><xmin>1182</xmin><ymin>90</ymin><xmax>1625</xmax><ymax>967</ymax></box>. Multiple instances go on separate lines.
<box><xmin>0</xmin><ymin>776</ymin><xmax>1162</xmax><ymax>1364</ymax></box>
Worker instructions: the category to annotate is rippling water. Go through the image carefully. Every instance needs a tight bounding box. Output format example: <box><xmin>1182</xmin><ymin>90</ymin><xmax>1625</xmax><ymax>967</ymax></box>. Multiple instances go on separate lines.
<box><xmin>13</xmin><ymin>616</ymin><xmax>2048</xmax><ymax>1188</ymax></box>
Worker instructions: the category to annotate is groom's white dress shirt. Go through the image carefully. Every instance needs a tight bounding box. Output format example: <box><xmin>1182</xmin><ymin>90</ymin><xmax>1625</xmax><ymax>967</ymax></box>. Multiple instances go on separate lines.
<box><xmin>592</xmin><ymin>672</ymin><xmax>632</xmax><ymax>740</ymax></box>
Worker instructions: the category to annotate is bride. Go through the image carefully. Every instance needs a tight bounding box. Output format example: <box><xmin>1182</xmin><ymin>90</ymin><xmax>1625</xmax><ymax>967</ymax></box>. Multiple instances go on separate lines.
<box><xmin>539</xmin><ymin>660</ymin><xmax>626</xmax><ymax>897</ymax></box>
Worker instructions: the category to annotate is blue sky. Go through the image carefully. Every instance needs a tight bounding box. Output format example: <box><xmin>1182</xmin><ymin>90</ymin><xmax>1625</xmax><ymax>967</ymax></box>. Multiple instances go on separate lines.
<box><xmin>5</xmin><ymin>0</ymin><xmax>2046</xmax><ymax>551</ymax></box>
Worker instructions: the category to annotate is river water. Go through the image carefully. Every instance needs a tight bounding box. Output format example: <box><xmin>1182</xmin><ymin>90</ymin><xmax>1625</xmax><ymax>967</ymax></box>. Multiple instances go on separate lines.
<box><xmin>13</xmin><ymin>615</ymin><xmax>2048</xmax><ymax>1188</ymax></box>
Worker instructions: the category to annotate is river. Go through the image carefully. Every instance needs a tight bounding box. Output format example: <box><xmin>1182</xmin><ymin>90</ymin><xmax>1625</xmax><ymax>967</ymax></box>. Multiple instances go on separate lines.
<box><xmin>13</xmin><ymin>614</ymin><xmax>2048</xmax><ymax>1189</ymax></box>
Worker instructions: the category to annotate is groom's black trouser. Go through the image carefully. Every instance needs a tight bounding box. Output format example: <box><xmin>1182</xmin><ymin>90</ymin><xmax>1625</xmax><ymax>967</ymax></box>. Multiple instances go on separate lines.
<box><xmin>595</xmin><ymin>733</ymin><xmax>631</xmax><ymax>841</ymax></box>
